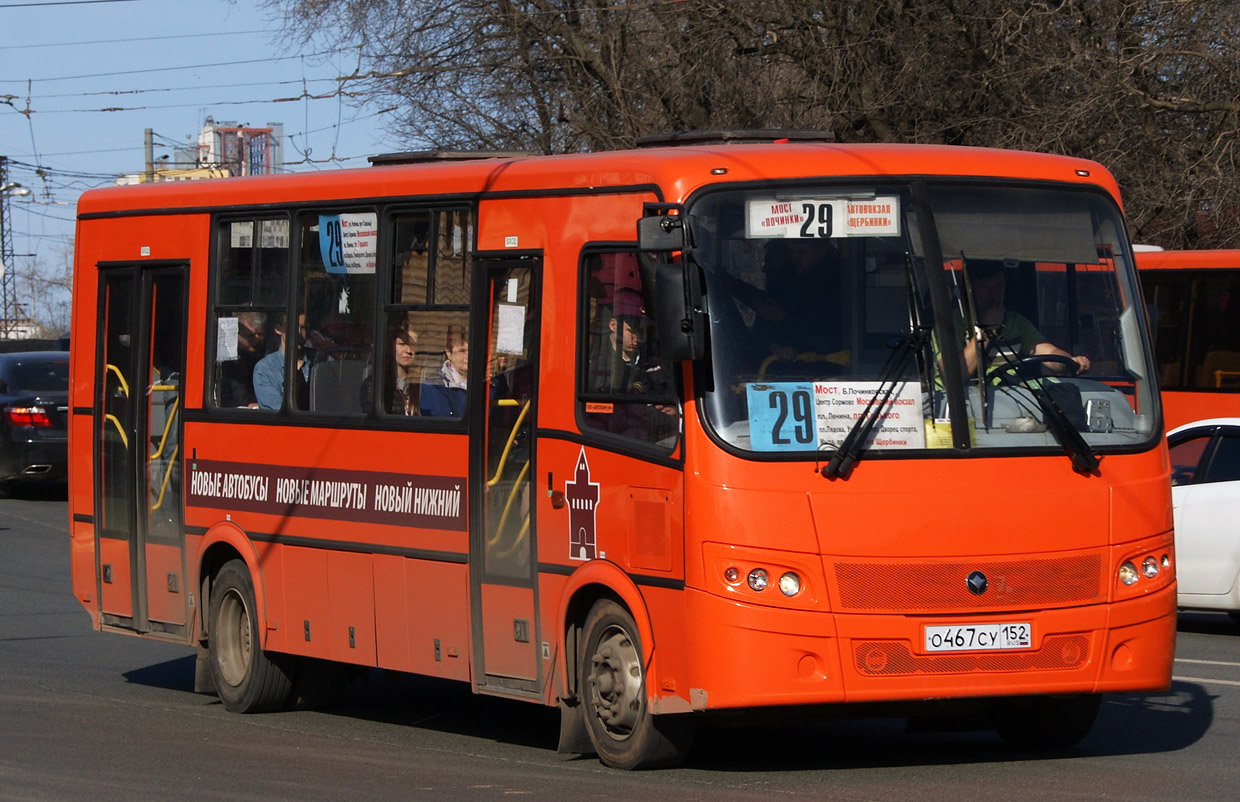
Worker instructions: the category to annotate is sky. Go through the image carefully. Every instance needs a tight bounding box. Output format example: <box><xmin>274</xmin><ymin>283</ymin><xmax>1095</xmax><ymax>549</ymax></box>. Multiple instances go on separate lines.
<box><xmin>0</xmin><ymin>0</ymin><xmax>400</xmax><ymax>284</ymax></box>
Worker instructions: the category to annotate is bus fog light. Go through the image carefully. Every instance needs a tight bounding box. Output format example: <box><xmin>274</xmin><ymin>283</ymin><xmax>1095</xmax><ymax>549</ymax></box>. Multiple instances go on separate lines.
<box><xmin>1162</xmin><ymin>554</ymin><xmax>1171</xmax><ymax>568</ymax></box>
<box><xmin>724</xmin><ymin>567</ymin><xmax>740</xmax><ymax>585</ymax></box>
<box><xmin>1118</xmin><ymin>561</ymin><xmax>1138</xmax><ymax>586</ymax></box>
<box><xmin>778</xmin><ymin>572</ymin><xmax>801</xmax><ymax>597</ymax></box>
<box><xmin>748</xmin><ymin>569</ymin><xmax>769</xmax><ymax>592</ymax></box>
<box><xmin>1141</xmin><ymin>556</ymin><xmax>1159</xmax><ymax>579</ymax></box>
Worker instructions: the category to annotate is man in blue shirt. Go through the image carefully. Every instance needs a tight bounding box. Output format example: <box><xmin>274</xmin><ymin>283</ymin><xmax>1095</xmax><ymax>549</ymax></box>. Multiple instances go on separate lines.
<box><xmin>253</xmin><ymin>314</ymin><xmax>309</xmax><ymax>410</ymax></box>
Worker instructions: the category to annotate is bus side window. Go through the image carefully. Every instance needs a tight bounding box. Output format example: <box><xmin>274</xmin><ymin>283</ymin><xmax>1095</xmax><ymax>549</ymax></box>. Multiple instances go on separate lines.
<box><xmin>578</xmin><ymin>251</ymin><xmax>680</xmax><ymax>449</ymax></box>
<box><xmin>294</xmin><ymin>211</ymin><xmax>377</xmax><ymax>416</ymax></box>
<box><xmin>371</xmin><ymin>208</ymin><xmax>473</xmax><ymax>419</ymax></box>
<box><xmin>211</xmin><ymin>218</ymin><xmax>289</xmax><ymax>410</ymax></box>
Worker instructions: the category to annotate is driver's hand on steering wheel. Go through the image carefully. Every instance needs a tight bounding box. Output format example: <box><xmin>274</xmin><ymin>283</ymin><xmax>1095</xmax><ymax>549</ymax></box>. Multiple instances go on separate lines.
<box><xmin>1070</xmin><ymin>354</ymin><xmax>1090</xmax><ymax>373</ymax></box>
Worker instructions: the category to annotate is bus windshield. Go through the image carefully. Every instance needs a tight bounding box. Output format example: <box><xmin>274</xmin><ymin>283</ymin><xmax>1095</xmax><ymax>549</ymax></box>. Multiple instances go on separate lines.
<box><xmin>692</xmin><ymin>182</ymin><xmax>1158</xmax><ymax>458</ymax></box>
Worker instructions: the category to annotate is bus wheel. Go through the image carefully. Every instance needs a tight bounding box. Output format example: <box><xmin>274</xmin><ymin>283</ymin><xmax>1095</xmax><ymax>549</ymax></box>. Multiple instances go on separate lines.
<box><xmin>993</xmin><ymin>694</ymin><xmax>1101</xmax><ymax>750</ymax></box>
<box><xmin>580</xmin><ymin>599</ymin><xmax>695</xmax><ymax>769</ymax></box>
<box><xmin>208</xmin><ymin>559</ymin><xmax>293</xmax><ymax>713</ymax></box>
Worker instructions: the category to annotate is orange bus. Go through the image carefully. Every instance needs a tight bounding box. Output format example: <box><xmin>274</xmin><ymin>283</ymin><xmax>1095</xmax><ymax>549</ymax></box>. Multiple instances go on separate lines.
<box><xmin>69</xmin><ymin>133</ymin><xmax>1175</xmax><ymax>769</ymax></box>
<box><xmin>1137</xmin><ymin>248</ymin><xmax>1240</xmax><ymax>430</ymax></box>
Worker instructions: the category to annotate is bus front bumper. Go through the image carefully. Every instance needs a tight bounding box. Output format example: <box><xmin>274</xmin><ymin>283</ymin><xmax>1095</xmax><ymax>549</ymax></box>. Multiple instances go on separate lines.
<box><xmin>673</xmin><ymin>583</ymin><xmax>1175</xmax><ymax>711</ymax></box>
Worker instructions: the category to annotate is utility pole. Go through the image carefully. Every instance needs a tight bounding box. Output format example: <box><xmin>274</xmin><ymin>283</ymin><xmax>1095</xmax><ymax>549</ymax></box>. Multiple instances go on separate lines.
<box><xmin>145</xmin><ymin>128</ymin><xmax>155</xmax><ymax>184</ymax></box>
<box><xmin>0</xmin><ymin>156</ymin><xmax>16</xmax><ymax>339</ymax></box>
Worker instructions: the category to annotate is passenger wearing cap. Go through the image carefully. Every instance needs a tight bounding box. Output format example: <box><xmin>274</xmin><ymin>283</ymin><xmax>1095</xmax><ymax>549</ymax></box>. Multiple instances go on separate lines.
<box><xmin>585</xmin><ymin>290</ymin><xmax>676</xmax><ymax>442</ymax></box>
<box><xmin>586</xmin><ymin>292</ymin><xmax>664</xmax><ymax>395</ymax></box>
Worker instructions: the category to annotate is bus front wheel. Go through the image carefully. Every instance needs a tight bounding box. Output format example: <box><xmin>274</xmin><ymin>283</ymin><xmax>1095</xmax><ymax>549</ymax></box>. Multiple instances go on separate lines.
<box><xmin>579</xmin><ymin>599</ymin><xmax>695</xmax><ymax>769</ymax></box>
<box><xmin>208</xmin><ymin>559</ymin><xmax>293</xmax><ymax>713</ymax></box>
<box><xmin>992</xmin><ymin>693</ymin><xmax>1101</xmax><ymax>750</ymax></box>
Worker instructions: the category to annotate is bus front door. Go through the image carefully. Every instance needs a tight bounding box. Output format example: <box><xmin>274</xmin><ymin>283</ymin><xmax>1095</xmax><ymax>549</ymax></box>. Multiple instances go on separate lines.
<box><xmin>471</xmin><ymin>258</ymin><xmax>541</xmax><ymax>695</ymax></box>
<box><xmin>94</xmin><ymin>263</ymin><xmax>188</xmax><ymax>637</ymax></box>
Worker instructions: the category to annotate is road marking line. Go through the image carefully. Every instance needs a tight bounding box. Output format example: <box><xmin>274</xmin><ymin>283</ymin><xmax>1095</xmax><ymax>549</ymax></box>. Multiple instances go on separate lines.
<box><xmin>1175</xmin><ymin>658</ymin><xmax>1240</xmax><ymax>668</ymax></box>
<box><xmin>1173</xmin><ymin>675</ymin><xmax>1240</xmax><ymax>687</ymax></box>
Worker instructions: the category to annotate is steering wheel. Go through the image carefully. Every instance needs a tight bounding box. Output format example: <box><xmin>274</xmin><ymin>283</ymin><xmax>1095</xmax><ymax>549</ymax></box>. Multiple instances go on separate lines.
<box><xmin>986</xmin><ymin>354</ymin><xmax>1081</xmax><ymax>385</ymax></box>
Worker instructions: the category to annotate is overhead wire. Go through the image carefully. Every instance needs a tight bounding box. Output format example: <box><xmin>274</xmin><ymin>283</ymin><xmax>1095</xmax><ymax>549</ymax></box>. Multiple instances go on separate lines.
<box><xmin>0</xmin><ymin>0</ymin><xmax>138</xmax><ymax>7</ymax></box>
<box><xmin>0</xmin><ymin>29</ymin><xmax>268</xmax><ymax>51</ymax></box>
<box><xmin>1</xmin><ymin>50</ymin><xmax>340</xmax><ymax>84</ymax></box>
<box><xmin>0</xmin><ymin>21</ymin><xmax>408</xmax><ymax>274</ymax></box>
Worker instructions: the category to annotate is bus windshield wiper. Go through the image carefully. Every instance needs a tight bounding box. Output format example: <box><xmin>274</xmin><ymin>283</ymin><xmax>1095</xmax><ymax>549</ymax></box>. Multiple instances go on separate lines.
<box><xmin>986</xmin><ymin>333</ymin><xmax>1100</xmax><ymax>475</ymax></box>
<box><xmin>821</xmin><ymin>327</ymin><xmax>928</xmax><ymax>480</ymax></box>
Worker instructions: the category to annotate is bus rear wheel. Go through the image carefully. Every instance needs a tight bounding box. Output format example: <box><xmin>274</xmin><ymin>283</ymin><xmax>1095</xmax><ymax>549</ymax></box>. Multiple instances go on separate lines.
<box><xmin>580</xmin><ymin>599</ymin><xmax>695</xmax><ymax>769</ymax></box>
<box><xmin>992</xmin><ymin>693</ymin><xmax>1101</xmax><ymax>750</ymax></box>
<box><xmin>208</xmin><ymin>559</ymin><xmax>293</xmax><ymax>713</ymax></box>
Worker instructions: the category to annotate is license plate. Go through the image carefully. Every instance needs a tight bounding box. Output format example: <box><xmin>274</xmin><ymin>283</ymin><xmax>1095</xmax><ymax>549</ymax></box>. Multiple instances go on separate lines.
<box><xmin>923</xmin><ymin>622</ymin><xmax>1031</xmax><ymax>652</ymax></box>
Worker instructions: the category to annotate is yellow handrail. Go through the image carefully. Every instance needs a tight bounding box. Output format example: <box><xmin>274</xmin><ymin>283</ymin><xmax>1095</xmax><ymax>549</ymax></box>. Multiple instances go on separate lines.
<box><xmin>492</xmin><ymin>514</ymin><xmax>531</xmax><ymax>562</ymax></box>
<box><xmin>104</xmin><ymin>414</ymin><xmax>129</xmax><ymax>449</ymax></box>
<box><xmin>757</xmin><ymin>349</ymin><xmax>850</xmax><ymax>380</ymax></box>
<box><xmin>489</xmin><ymin>459</ymin><xmax>530</xmax><ymax>549</ymax></box>
<box><xmin>487</xmin><ymin>400</ymin><xmax>530</xmax><ymax>488</ymax></box>
<box><xmin>149</xmin><ymin>396</ymin><xmax>180</xmax><ymax>459</ymax></box>
<box><xmin>150</xmin><ymin>445</ymin><xmax>179</xmax><ymax>511</ymax></box>
<box><xmin>106</xmin><ymin>364</ymin><xmax>130</xmax><ymax>397</ymax></box>
<box><xmin>1215</xmin><ymin>369</ymin><xmax>1240</xmax><ymax>389</ymax></box>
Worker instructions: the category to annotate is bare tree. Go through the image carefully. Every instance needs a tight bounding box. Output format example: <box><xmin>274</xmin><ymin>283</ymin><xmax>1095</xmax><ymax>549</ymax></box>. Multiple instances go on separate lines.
<box><xmin>265</xmin><ymin>0</ymin><xmax>1240</xmax><ymax>248</ymax></box>
<box><xmin>14</xmin><ymin>248</ymin><xmax>72</xmax><ymax>338</ymax></box>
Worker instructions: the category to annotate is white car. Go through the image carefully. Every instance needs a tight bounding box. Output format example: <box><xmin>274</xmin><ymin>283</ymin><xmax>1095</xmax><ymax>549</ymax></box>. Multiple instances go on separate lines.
<box><xmin>1168</xmin><ymin>418</ymin><xmax>1240</xmax><ymax>620</ymax></box>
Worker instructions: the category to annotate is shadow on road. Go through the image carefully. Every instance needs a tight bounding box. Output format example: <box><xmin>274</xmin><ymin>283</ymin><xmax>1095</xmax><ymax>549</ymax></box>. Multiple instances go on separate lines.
<box><xmin>1</xmin><ymin>482</ymin><xmax>68</xmax><ymax>501</ymax></box>
<box><xmin>124</xmin><ymin>655</ymin><xmax>197</xmax><ymax>692</ymax></box>
<box><xmin>1177</xmin><ymin>611</ymin><xmax>1240</xmax><ymax>636</ymax></box>
<box><xmin>119</xmin><ymin>648</ymin><xmax>1214</xmax><ymax>771</ymax></box>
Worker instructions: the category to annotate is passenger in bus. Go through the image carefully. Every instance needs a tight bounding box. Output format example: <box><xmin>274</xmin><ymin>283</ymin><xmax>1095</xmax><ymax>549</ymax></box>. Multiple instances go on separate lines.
<box><xmin>954</xmin><ymin>263</ymin><xmax>1091</xmax><ymax>378</ymax></box>
<box><xmin>253</xmin><ymin>313</ymin><xmax>310</xmax><ymax>410</ymax></box>
<box><xmin>218</xmin><ymin>311</ymin><xmax>265</xmax><ymax>408</ymax></box>
<box><xmin>586</xmin><ymin>306</ymin><xmax>676</xmax><ymax>441</ymax></box>
<box><xmin>420</xmin><ymin>330</ymin><xmax>468</xmax><ymax>417</ymax></box>
<box><xmin>588</xmin><ymin>314</ymin><xmax>654</xmax><ymax>393</ymax></box>
<box><xmin>360</xmin><ymin>325</ymin><xmax>420</xmax><ymax>415</ymax></box>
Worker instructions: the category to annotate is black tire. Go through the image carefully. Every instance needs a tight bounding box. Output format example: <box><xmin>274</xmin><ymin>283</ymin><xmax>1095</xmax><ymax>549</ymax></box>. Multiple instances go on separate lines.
<box><xmin>993</xmin><ymin>694</ymin><xmax>1101</xmax><ymax>750</ymax></box>
<box><xmin>208</xmin><ymin>559</ymin><xmax>293</xmax><ymax>713</ymax></box>
<box><xmin>579</xmin><ymin>599</ymin><xmax>696</xmax><ymax>769</ymax></box>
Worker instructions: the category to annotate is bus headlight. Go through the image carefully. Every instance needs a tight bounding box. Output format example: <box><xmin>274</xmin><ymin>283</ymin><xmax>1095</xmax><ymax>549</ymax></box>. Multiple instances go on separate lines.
<box><xmin>1118</xmin><ymin>561</ymin><xmax>1139</xmax><ymax>586</ymax></box>
<box><xmin>724</xmin><ymin>566</ymin><xmax>741</xmax><ymax>585</ymax></box>
<box><xmin>778</xmin><ymin>572</ymin><xmax>801</xmax><ymax>597</ymax></box>
<box><xmin>748</xmin><ymin>568</ymin><xmax>769</xmax><ymax>592</ymax></box>
<box><xmin>1141</xmin><ymin>556</ymin><xmax>1160</xmax><ymax>579</ymax></box>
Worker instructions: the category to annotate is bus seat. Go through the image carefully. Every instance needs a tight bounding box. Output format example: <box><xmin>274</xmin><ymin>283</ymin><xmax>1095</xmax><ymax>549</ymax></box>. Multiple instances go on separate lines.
<box><xmin>309</xmin><ymin>358</ymin><xmax>366</xmax><ymax>414</ymax></box>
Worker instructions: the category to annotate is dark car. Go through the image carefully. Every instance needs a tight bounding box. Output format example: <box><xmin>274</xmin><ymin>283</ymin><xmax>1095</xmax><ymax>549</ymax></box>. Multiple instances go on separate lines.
<box><xmin>0</xmin><ymin>351</ymin><xmax>69</xmax><ymax>495</ymax></box>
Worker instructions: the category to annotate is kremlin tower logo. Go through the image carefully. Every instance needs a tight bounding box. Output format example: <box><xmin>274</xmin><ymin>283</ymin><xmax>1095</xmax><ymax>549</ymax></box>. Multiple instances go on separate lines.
<box><xmin>564</xmin><ymin>448</ymin><xmax>599</xmax><ymax>560</ymax></box>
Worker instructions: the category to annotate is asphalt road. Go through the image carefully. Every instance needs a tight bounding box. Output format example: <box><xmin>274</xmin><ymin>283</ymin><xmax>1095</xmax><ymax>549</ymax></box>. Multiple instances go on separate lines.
<box><xmin>3</xmin><ymin>489</ymin><xmax>1238</xmax><ymax>801</ymax></box>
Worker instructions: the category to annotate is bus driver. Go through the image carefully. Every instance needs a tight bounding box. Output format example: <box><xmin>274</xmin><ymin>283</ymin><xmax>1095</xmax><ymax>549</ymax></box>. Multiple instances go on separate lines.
<box><xmin>953</xmin><ymin>263</ymin><xmax>1091</xmax><ymax>379</ymax></box>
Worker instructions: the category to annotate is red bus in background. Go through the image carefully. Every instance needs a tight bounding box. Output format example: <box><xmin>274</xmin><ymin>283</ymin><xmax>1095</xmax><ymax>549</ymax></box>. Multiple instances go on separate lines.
<box><xmin>69</xmin><ymin>134</ymin><xmax>1175</xmax><ymax>769</ymax></box>
<box><xmin>1138</xmin><ymin>249</ymin><xmax>1240</xmax><ymax>430</ymax></box>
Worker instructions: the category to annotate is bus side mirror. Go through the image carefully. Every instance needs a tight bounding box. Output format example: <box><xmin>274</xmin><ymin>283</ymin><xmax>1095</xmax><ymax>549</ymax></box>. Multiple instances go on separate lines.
<box><xmin>654</xmin><ymin>262</ymin><xmax>705</xmax><ymax>362</ymax></box>
<box><xmin>637</xmin><ymin>204</ymin><xmax>688</xmax><ymax>252</ymax></box>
